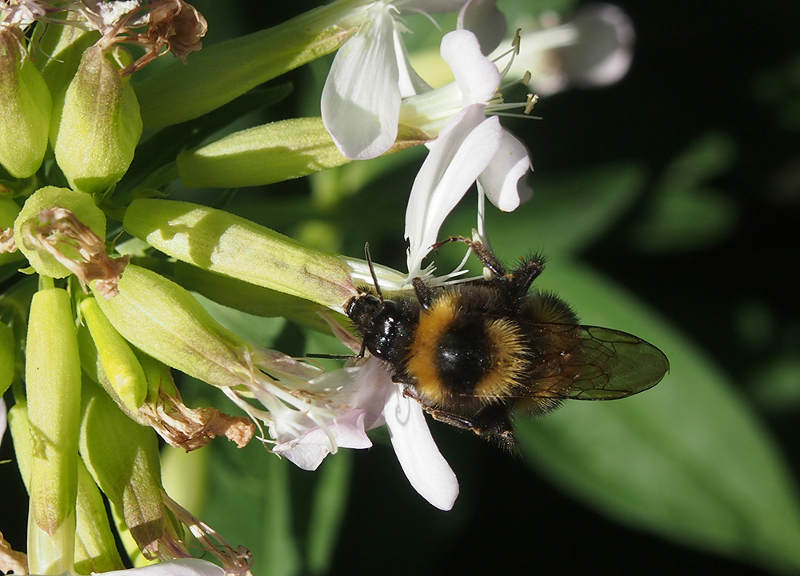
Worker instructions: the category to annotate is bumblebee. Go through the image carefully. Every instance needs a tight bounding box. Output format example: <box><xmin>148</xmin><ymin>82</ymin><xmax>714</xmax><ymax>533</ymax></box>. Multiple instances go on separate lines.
<box><xmin>346</xmin><ymin>237</ymin><xmax>669</xmax><ymax>450</ymax></box>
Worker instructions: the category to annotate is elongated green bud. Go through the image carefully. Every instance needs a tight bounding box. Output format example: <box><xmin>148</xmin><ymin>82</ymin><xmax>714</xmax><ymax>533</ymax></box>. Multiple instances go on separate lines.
<box><xmin>13</xmin><ymin>186</ymin><xmax>106</xmax><ymax>278</ymax></box>
<box><xmin>0</xmin><ymin>320</ymin><xmax>13</xmax><ymax>396</ymax></box>
<box><xmin>123</xmin><ymin>199</ymin><xmax>357</xmax><ymax>309</ymax></box>
<box><xmin>79</xmin><ymin>379</ymin><xmax>166</xmax><ymax>559</ymax></box>
<box><xmin>136</xmin><ymin>0</ymin><xmax>368</xmax><ymax>129</ymax></box>
<box><xmin>91</xmin><ymin>264</ymin><xmax>254</xmax><ymax>390</ymax></box>
<box><xmin>80</xmin><ymin>297</ymin><xmax>149</xmax><ymax>412</ymax></box>
<box><xmin>51</xmin><ymin>46</ymin><xmax>142</xmax><ymax>195</ymax></box>
<box><xmin>8</xmin><ymin>402</ymin><xmax>125</xmax><ymax>574</ymax></box>
<box><xmin>26</xmin><ymin>287</ymin><xmax>82</xmax><ymax>574</ymax></box>
<box><xmin>176</xmin><ymin>118</ymin><xmax>427</xmax><ymax>188</ymax></box>
<box><xmin>0</xmin><ymin>29</ymin><xmax>52</xmax><ymax>178</ymax></box>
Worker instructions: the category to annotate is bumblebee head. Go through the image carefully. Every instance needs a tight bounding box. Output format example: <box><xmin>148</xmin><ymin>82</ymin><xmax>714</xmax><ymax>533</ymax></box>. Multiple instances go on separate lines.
<box><xmin>346</xmin><ymin>293</ymin><xmax>413</xmax><ymax>364</ymax></box>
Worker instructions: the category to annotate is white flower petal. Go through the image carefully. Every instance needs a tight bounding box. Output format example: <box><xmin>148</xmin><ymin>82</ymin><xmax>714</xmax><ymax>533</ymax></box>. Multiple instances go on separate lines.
<box><xmin>440</xmin><ymin>29</ymin><xmax>501</xmax><ymax>105</ymax></box>
<box><xmin>478</xmin><ymin>129</ymin><xmax>532</xmax><ymax>211</ymax></box>
<box><xmin>321</xmin><ymin>7</ymin><xmax>400</xmax><ymax>159</ymax></box>
<box><xmin>93</xmin><ymin>558</ymin><xmax>225</xmax><ymax>576</ymax></box>
<box><xmin>383</xmin><ymin>386</ymin><xmax>459</xmax><ymax>510</ymax></box>
<box><xmin>405</xmin><ymin>105</ymin><xmax>502</xmax><ymax>276</ymax></box>
<box><xmin>457</xmin><ymin>0</ymin><xmax>506</xmax><ymax>54</ymax></box>
<box><xmin>271</xmin><ymin>407</ymin><xmax>372</xmax><ymax>471</ymax></box>
<box><xmin>393</xmin><ymin>25</ymin><xmax>431</xmax><ymax>97</ymax></box>
<box><xmin>395</xmin><ymin>0</ymin><xmax>467</xmax><ymax>12</ymax></box>
<box><xmin>350</xmin><ymin>357</ymin><xmax>397</xmax><ymax>429</ymax></box>
<box><xmin>561</xmin><ymin>4</ymin><xmax>634</xmax><ymax>88</ymax></box>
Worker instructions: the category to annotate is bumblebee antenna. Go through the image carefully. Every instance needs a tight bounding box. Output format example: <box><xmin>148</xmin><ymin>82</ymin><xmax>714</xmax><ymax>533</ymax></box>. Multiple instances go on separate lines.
<box><xmin>364</xmin><ymin>242</ymin><xmax>384</xmax><ymax>302</ymax></box>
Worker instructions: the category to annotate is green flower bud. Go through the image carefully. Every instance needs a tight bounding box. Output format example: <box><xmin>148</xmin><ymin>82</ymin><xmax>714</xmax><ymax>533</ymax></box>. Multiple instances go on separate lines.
<box><xmin>26</xmin><ymin>287</ymin><xmax>82</xmax><ymax>573</ymax></box>
<box><xmin>80</xmin><ymin>297</ymin><xmax>149</xmax><ymax>412</ymax></box>
<box><xmin>176</xmin><ymin>117</ymin><xmax>428</xmax><ymax>188</ymax></box>
<box><xmin>51</xmin><ymin>46</ymin><xmax>142</xmax><ymax>195</ymax></box>
<box><xmin>79</xmin><ymin>379</ymin><xmax>166</xmax><ymax>559</ymax></box>
<box><xmin>91</xmin><ymin>264</ymin><xmax>254</xmax><ymax>390</ymax></box>
<box><xmin>136</xmin><ymin>0</ymin><xmax>367</xmax><ymax>129</ymax></box>
<box><xmin>12</xmin><ymin>185</ymin><xmax>106</xmax><ymax>278</ymax></box>
<box><xmin>8</xmin><ymin>401</ymin><xmax>125</xmax><ymax>574</ymax></box>
<box><xmin>0</xmin><ymin>320</ymin><xmax>13</xmax><ymax>396</ymax></box>
<box><xmin>123</xmin><ymin>199</ymin><xmax>357</xmax><ymax>309</ymax></box>
<box><xmin>31</xmin><ymin>16</ymin><xmax>101</xmax><ymax>99</ymax></box>
<box><xmin>0</xmin><ymin>30</ymin><xmax>52</xmax><ymax>178</ymax></box>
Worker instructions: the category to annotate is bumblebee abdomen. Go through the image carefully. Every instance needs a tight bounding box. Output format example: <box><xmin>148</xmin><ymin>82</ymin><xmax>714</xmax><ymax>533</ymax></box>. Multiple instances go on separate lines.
<box><xmin>404</xmin><ymin>291</ymin><xmax>528</xmax><ymax>408</ymax></box>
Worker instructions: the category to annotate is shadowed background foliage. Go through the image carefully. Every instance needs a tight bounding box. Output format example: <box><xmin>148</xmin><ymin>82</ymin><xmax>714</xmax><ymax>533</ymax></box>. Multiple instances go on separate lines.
<box><xmin>2</xmin><ymin>0</ymin><xmax>799</xmax><ymax>574</ymax></box>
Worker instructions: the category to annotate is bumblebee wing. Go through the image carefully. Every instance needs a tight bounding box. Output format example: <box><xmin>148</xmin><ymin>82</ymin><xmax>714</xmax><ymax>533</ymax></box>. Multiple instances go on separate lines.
<box><xmin>525</xmin><ymin>323</ymin><xmax>669</xmax><ymax>400</ymax></box>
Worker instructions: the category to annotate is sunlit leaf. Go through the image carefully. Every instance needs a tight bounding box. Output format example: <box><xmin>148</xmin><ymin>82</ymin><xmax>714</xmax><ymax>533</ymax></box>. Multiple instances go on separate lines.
<box><xmin>509</xmin><ymin>258</ymin><xmax>800</xmax><ymax>573</ymax></box>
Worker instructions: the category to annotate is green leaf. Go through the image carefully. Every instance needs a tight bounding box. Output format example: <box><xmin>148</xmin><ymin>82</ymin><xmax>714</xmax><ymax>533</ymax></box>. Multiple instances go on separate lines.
<box><xmin>510</xmin><ymin>258</ymin><xmax>800</xmax><ymax>573</ymax></box>
<box><xmin>202</xmin><ymin>439</ymin><xmax>300</xmax><ymax>576</ymax></box>
<box><xmin>306</xmin><ymin>452</ymin><xmax>352</xmax><ymax>575</ymax></box>
<box><xmin>444</xmin><ymin>162</ymin><xmax>645</xmax><ymax>256</ymax></box>
<box><xmin>631</xmin><ymin>133</ymin><xmax>738</xmax><ymax>251</ymax></box>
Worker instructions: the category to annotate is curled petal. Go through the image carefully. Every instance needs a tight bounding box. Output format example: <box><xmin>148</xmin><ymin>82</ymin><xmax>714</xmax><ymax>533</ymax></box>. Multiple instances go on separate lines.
<box><xmin>457</xmin><ymin>0</ymin><xmax>506</xmax><ymax>54</ymax></box>
<box><xmin>478</xmin><ymin>129</ymin><xmax>532</xmax><ymax>212</ymax></box>
<box><xmin>271</xmin><ymin>408</ymin><xmax>371</xmax><ymax>471</ymax></box>
<box><xmin>350</xmin><ymin>357</ymin><xmax>397</xmax><ymax>429</ymax></box>
<box><xmin>393</xmin><ymin>25</ymin><xmax>431</xmax><ymax>98</ymax></box>
<box><xmin>441</xmin><ymin>29</ymin><xmax>501</xmax><ymax>106</ymax></box>
<box><xmin>94</xmin><ymin>558</ymin><xmax>225</xmax><ymax>575</ymax></box>
<box><xmin>405</xmin><ymin>105</ymin><xmax>502</xmax><ymax>276</ymax></box>
<box><xmin>321</xmin><ymin>7</ymin><xmax>400</xmax><ymax>159</ymax></box>
<box><xmin>383</xmin><ymin>386</ymin><xmax>459</xmax><ymax>511</ymax></box>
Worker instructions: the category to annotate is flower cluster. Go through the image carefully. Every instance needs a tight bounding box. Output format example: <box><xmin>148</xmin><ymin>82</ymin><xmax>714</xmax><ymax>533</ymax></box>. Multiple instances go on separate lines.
<box><xmin>0</xmin><ymin>0</ymin><xmax>633</xmax><ymax>574</ymax></box>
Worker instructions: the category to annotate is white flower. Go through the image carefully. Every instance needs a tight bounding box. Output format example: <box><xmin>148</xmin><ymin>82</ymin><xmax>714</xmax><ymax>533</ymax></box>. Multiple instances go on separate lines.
<box><xmin>322</xmin><ymin>0</ymin><xmax>505</xmax><ymax>160</ymax></box>
<box><xmin>354</xmin><ymin>357</ymin><xmax>459</xmax><ymax>511</ymax></box>
<box><xmin>403</xmin><ymin>28</ymin><xmax>532</xmax><ymax>278</ymax></box>
<box><xmin>92</xmin><ymin>559</ymin><xmax>226</xmax><ymax>576</ymax></box>
<box><xmin>506</xmin><ymin>4</ymin><xmax>634</xmax><ymax>96</ymax></box>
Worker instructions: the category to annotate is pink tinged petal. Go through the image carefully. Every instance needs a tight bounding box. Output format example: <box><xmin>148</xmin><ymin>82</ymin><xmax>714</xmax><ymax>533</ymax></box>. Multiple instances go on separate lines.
<box><xmin>350</xmin><ymin>357</ymin><xmax>397</xmax><ymax>429</ymax></box>
<box><xmin>93</xmin><ymin>558</ymin><xmax>225</xmax><ymax>575</ymax></box>
<box><xmin>393</xmin><ymin>26</ymin><xmax>431</xmax><ymax>98</ymax></box>
<box><xmin>405</xmin><ymin>105</ymin><xmax>502</xmax><ymax>276</ymax></box>
<box><xmin>478</xmin><ymin>129</ymin><xmax>532</xmax><ymax>212</ymax></box>
<box><xmin>383</xmin><ymin>387</ymin><xmax>459</xmax><ymax>511</ymax></box>
<box><xmin>440</xmin><ymin>29</ymin><xmax>501</xmax><ymax>105</ymax></box>
<box><xmin>321</xmin><ymin>8</ymin><xmax>400</xmax><ymax>160</ymax></box>
<box><xmin>457</xmin><ymin>0</ymin><xmax>506</xmax><ymax>54</ymax></box>
<box><xmin>272</xmin><ymin>409</ymin><xmax>372</xmax><ymax>471</ymax></box>
<box><xmin>0</xmin><ymin>398</ymin><xmax>6</xmax><ymax>445</ymax></box>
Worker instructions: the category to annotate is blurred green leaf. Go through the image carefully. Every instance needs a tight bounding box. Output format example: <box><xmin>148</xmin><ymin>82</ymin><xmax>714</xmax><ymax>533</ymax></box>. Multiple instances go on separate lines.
<box><xmin>203</xmin><ymin>440</ymin><xmax>300</xmax><ymax>576</ymax></box>
<box><xmin>192</xmin><ymin>290</ymin><xmax>287</xmax><ymax>347</ymax></box>
<box><xmin>631</xmin><ymin>133</ymin><xmax>738</xmax><ymax>251</ymax></box>
<box><xmin>509</xmin><ymin>258</ymin><xmax>800</xmax><ymax>573</ymax></box>
<box><xmin>444</xmin><ymin>162</ymin><xmax>645</xmax><ymax>256</ymax></box>
<box><xmin>306</xmin><ymin>452</ymin><xmax>352</xmax><ymax>575</ymax></box>
<box><xmin>749</xmin><ymin>357</ymin><xmax>800</xmax><ymax>413</ymax></box>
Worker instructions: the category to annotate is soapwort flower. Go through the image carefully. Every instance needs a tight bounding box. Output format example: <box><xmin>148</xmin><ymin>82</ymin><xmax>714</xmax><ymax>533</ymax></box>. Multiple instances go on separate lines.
<box><xmin>403</xmin><ymin>28</ymin><xmax>533</xmax><ymax>278</ymax></box>
<box><xmin>321</xmin><ymin>0</ymin><xmax>505</xmax><ymax>160</ymax></box>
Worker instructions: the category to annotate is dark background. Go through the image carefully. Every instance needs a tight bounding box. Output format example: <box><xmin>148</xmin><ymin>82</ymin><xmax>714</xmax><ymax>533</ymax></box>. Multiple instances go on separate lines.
<box><xmin>2</xmin><ymin>1</ymin><xmax>799</xmax><ymax>574</ymax></box>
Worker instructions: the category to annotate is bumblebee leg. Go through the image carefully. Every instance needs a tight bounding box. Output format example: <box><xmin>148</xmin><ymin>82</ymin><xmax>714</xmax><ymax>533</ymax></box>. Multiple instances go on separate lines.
<box><xmin>416</xmin><ymin>402</ymin><xmax>517</xmax><ymax>452</ymax></box>
<box><xmin>432</xmin><ymin>235</ymin><xmax>506</xmax><ymax>278</ymax></box>
<box><xmin>509</xmin><ymin>255</ymin><xmax>545</xmax><ymax>298</ymax></box>
<box><xmin>412</xmin><ymin>277</ymin><xmax>434</xmax><ymax>310</ymax></box>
